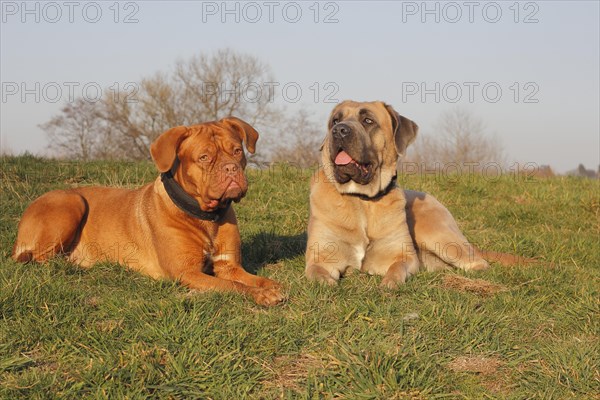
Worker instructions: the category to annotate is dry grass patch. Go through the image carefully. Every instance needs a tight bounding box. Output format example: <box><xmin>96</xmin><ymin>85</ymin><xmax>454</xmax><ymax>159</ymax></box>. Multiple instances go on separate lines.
<box><xmin>95</xmin><ymin>319</ymin><xmax>123</xmax><ymax>333</ymax></box>
<box><xmin>448</xmin><ymin>355</ymin><xmax>503</xmax><ymax>375</ymax></box>
<box><xmin>262</xmin><ymin>353</ymin><xmax>325</xmax><ymax>393</ymax></box>
<box><xmin>448</xmin><ymin>355</ymin><xmax>514</xmax><ymax>395</ymax></box>
<box><xmin>442</xmin><ymin>275</ymin><xmax>506</xmax><ymax>296</ymax></box>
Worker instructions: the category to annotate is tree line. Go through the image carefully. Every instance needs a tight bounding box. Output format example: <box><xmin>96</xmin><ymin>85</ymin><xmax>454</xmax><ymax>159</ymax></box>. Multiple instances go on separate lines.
<box><xmin>41</xmin><ymin>48</ymin><xmax>503</xmax><ymax>170</ymax></box>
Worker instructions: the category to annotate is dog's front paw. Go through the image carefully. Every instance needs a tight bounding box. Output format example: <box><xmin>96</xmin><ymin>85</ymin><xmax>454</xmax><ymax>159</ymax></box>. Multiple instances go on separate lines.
<box><xmin>380</xmin><ymin>275</ymin><xmax>406</xmax><ymax>290</ymax></box>
<box><xmin>305</xmin><ymin>264</ymin><xmax>339</xmax><ymax>285</ymax></box>
<box><xmin>249</xmin><ymin>287</ymin><xmax>286</xmax><ymax>306</ymax></box>
<box><xmin>256</xmin><ymin>277</ymin><xmax>283</xmax><ymax>290</ymax></box>
<box><xmin>380</xmin><ymin>263</ymin><xmax>408</xmax><ymax>290</ymax></box>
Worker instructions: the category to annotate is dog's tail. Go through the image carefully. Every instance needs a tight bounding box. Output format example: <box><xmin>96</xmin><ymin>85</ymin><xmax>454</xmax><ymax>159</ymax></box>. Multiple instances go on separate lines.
<box><xmin>474</xmin><ymin>247</ymin><xmax>537</xmax><ymax>267</ymax></box>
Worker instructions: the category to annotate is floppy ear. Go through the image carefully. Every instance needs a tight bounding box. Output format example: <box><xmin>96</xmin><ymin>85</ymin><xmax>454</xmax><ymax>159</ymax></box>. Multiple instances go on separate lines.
<box><xmin>385</xmin><ymin>104</ymin><xmax>418</xmax><ymax>156</ymax></box>
<box><xmin>220</xmin><ymin>116</ymin><xmax>259</xmax><ymax>154</ymax></box>
<box><xmin>150</xmin><ymin>126</ymin><xmax>189</xmax><ymax>172</ymax></box>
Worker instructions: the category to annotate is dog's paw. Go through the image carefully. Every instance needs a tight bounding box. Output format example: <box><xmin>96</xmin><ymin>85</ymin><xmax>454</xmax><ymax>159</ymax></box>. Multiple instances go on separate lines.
<box><xmin>256</xmin><ymin>277</ymin><xmax>283</xmax><ymax>290</ymax></box>
<box><xmin>380</xmin><ymin>275</ymin><xmax>406</xmax><ymax>290</ymax></box>
<box><xmin>306</xmin><ymin>264</ymin><xmax>339</xmax><ymax>286</ymax></box>
<box><xmin>380</xmin><ymin>262</ymin><xmax>409</xmax><ymax>290</ymax></box>
<box><xmin>319</xmin><ymin>275</ymin><xmax>339</xmax><ymax>286</ymax></box>
<box><xmin>462</xmin><ymin>260</ymin><xmax>490</xmax><ymax>271</ymax></box>
<box><xmin>249</xmin><ymin>287</ymin><xmax>286</xmax><ymax>306</ymax></box>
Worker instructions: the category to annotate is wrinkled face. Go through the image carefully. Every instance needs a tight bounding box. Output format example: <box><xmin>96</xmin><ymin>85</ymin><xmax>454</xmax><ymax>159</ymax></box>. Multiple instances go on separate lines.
<box><xmin>322</xmin><ymin>100</ymin><xmax>418</xmax><ymax>197</ymax></box>
<box><xmin>150</xmin><ymin>117</ymin><xmax>258</xmax><ymax>212</ymax></box>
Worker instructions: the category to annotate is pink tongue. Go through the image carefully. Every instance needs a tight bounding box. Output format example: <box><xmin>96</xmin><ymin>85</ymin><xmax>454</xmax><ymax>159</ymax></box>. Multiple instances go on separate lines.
<box><xmin>335</xmin><ymin>151</ymin><xmax>353</xmax><ymax>165</ymax></box>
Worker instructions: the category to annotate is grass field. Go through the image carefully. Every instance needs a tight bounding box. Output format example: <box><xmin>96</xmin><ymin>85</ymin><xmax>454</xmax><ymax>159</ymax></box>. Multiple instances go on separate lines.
<box><xmin>1</xmin><ymin>155</ymin><xmax>599</xmax><ymax>399</ymax></box>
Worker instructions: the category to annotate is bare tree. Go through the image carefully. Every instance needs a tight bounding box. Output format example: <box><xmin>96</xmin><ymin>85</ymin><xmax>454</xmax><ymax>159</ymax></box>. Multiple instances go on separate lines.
<box><xmin>270</xmin><ymin>110</ymin><xmax>323</xmax><ymax>168</ymax></box>
<box><xmin>100</xmin><ymin>73</ymin><xmax>182</xmax><ymax>159</ymax></box>
<box><xmin>41</xmin><ymin>98</ymin><xmax>105</xmax><ymax>161</ymax></box>
<box><xmin>405</xmin><ymin>108</ymin><xmax>505</xmax><ymax>172</ymax></box>
<box><xmin>43</xmin><ymin>49</ymin><xmax>284</xmax><ymax>160</ymax></box>
<box><xmin>175</xmin><ymin>48</ymin><xmax>283</xmax><ymax>126</ymax></box>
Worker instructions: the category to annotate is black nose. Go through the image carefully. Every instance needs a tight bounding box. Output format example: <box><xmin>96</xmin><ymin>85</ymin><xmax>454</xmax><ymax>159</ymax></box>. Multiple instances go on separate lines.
<box><xmin>332</xmin><ymin>123</ymin><xmax>352</xmax><ymax>139</ymax></box>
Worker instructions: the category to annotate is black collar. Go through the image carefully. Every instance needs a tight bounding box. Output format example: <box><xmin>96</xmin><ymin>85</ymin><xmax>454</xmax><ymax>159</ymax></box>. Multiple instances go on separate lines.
<box><xmin>160</xmin><ymin>158</ymin><xmax>231</xmax><ymax>222</ymax></box>
<box><xmin>347</xmin><ymin>175</ymin><xmax>398</xmax><ymax>201</ymax></box>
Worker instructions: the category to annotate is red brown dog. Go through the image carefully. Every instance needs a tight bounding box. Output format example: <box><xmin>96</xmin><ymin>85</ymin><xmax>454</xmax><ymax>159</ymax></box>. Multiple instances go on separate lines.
<box><xmin>12</xmin><ymin>117</ymin><xmax>285</xmax><ymax>306</ymax></box>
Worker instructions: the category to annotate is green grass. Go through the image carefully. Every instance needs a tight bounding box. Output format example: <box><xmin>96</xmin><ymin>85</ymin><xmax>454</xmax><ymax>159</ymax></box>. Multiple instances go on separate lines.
<box><xmin>1</xmin><ymin>155</ymin><xmax>599</xmax><ymax>399</ymax></box>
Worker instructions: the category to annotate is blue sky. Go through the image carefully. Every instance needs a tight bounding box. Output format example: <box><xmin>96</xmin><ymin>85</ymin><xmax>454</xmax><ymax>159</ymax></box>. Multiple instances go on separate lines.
<box><xmin>1</xmin><ymin>1</ymin><xmax>599</xmax><ymax>173</ymax></box>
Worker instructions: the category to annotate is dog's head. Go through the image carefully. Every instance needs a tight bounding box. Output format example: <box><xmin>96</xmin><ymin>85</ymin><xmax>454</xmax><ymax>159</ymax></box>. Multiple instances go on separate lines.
<box><xmin>150</xmin><ymin>117</ymin><xmax>258</xmax><ymax>212</ymax></box>
<box><xmin>322</xmin><ymin>100</ymin><xmax>418</xmax><ymax>197</ymax></box>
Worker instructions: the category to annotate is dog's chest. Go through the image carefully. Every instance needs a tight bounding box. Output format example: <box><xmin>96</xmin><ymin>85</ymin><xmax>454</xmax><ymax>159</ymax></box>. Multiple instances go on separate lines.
<box><xmin>354</xmin><ymin>192</ymin><xmax>412</xmax><ymax>270</ymax></box>
<box><xmin>361</xmin><ymin>191</ymin><xmax>407</xmax><ymax>238</ymax></box>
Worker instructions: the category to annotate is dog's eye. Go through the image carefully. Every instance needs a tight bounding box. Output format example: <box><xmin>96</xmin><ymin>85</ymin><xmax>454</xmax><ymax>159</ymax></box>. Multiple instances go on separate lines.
<box><xmin>234</xmin><ymin>148</ymin><xmax>243</xmax><ymax>156</ymax></box>
<box><xmin>199</xmin><ymin>155</ymin><xmax>210</xmax><ymax>162</ymax></box>
<box><xmin>364</xmin><ymin>118</ymin><xmax>374</xmax><ymax>125</ymax></box>
<box><xmin>331</xmin><ymin>118</ymin><xmax>339</xmax><ymax>125</ymax></box>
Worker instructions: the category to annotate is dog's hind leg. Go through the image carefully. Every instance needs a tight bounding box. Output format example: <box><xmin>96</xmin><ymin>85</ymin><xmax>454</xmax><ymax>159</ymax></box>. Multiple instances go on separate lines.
<box><xmin>12</xmin><ymin>190</ymin><xmax>87</xmax><ymax>263</ymax></box>
<box><xmin>404</xmin><ymin>190</ymin><xmax>489</xmax><ymax>272</ymax></box>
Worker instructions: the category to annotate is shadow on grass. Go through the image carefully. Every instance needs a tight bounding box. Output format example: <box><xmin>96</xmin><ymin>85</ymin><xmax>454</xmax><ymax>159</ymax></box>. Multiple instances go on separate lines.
<box><xmin>242</xmin><ymin>231</ymin><xmax>306</xmax><ymax>274</ymax></box>
<box><xmin>4</xmin><ymin>232</ymin><xmax>306</xmax><ymax>281</ymax></box>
